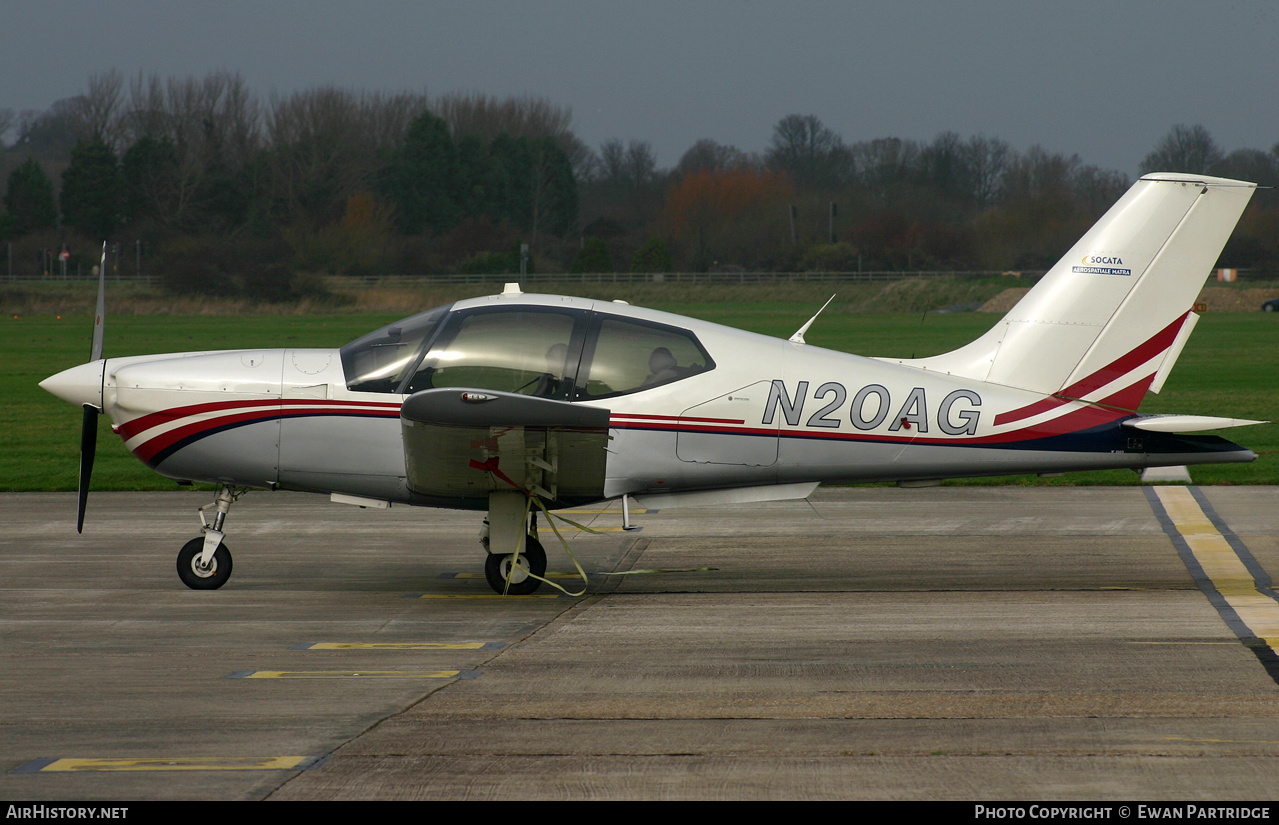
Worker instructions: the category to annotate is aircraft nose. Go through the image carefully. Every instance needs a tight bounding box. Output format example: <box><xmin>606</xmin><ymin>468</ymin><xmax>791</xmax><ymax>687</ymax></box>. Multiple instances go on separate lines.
<box><xmin>40</xmin><ymin>360</ymin><xmax>106</xmax><ymax>409</ymax></box>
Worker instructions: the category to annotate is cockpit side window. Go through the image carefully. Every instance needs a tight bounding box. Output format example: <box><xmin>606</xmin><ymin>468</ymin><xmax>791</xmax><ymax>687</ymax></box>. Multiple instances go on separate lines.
<box><xmin>402</xmin><ymin>309</ymin><xmax>583</xmax><ymax>397</ymax></box>
<box><xmin>341</xmin><ymin>305</ymin><xmax>450</xmax><ymax>393</ymax></box>
<box><xmin>576</xmin><ymin>316</ymin><xmax>713</xmax><ymax>400</ymax></box>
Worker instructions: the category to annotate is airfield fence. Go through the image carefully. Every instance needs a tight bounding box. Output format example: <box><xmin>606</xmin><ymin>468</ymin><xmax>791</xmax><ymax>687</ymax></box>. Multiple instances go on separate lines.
<box><xmin>3</xmin><ymin>268</ymin><xmax>1043</xmax><ymax>287</ymax></box>
<box><xmin>325</xmin><ymin>270</ymin><xmax>1042</xmax><ymax>287</ymax></box>
<box><xmin>12</xmin><ymin>269</ymin><xmax>1274</xmax><ymax>290</ymax></box>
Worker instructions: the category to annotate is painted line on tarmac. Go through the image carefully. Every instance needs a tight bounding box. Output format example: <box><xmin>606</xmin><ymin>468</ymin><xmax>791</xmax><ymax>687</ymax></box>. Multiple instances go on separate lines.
<box><xmin>444</xmin><ymin>571</ymin><xmax>590</xmax><ymax>580</ymax></box>
<box><xmin>414</xmin><ymin>593</ymin><xmax>564</xmax><ymax>599</ymax></box>
<box><xmin>1164</xmin><ymin>736</ymin><xmax>1279</xmax><ymax>745</ymax></box>
<box><xmin>1128</xmin><ymin>641</ymin><xmax>1237</xmax><ymax>645</ymax></box>
<box><xmin>290</xmin><ymin>641</ymin><xmax>504</xmax><ymax>650</ymax></box>
<box><xmin>553</xmin><ymin>507</ymin><xmax>650</xmax><ymax>515</ymax></box>
<box><xmin>1146</xmin><ymin>485</ymin><xmax>1279</xmax><ymax>685</ymax></box>
<box><xmin>552</xmin><ymin>525</ymin><xmax>636</xmax><ymax>533</ymax></box>
<box><xmin>227</xmin><ymin>669</ymin><xmax>481</xmax><ymax>679</ymax></box>
<box><xmin>14</xmin><ymin>756</ymin><xmax>323</xmax><ymax>773</ymax></box>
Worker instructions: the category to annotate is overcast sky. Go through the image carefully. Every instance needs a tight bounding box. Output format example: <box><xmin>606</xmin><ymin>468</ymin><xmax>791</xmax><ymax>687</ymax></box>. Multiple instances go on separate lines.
<box><xmin>2</xmin><ymin>0</ymin><xmax>1276</xmax><ymax>175</ymax></box>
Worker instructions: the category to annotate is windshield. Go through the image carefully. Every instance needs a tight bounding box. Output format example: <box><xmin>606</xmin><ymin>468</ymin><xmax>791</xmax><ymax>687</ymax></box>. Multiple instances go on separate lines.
<box><xmin>340</xmin><ymin>304</ymin><xmax>450</xmax><ymax>393</ymax></box>
<box><xmin>403</xmin><ymin>309</ymin><xmax>580</xmax><ymax>397</ymax></box>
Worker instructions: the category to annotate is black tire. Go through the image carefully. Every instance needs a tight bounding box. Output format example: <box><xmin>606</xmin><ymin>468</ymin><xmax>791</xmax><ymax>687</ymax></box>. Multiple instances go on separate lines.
<box><xmin>483</xmin><ymin>536</ymin><xmax>547</xmax><ymax>595</ymax></box>
<box><xmin>176</xmin><ymin>537</ymin><xmax>233</xmax><ymax>590</ymax></box>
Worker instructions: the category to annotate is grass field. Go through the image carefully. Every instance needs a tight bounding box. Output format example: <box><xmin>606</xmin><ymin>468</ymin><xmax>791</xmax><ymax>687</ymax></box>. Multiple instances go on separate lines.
<box><xmin>3</xmin><ymin>297</ymin><xmax>1276</xmax><ymax>492</ymax></box>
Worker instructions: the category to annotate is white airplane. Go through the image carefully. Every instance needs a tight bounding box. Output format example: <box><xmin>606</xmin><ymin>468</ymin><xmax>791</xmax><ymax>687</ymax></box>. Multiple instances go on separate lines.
<box><xmin>42</xmin><ymin>173</ymin><xmax>1266</xmax><ymax>594</ymax></box>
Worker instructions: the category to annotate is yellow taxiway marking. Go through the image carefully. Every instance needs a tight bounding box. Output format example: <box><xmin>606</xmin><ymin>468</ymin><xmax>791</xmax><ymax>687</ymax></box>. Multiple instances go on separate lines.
<box><xmin>555</xmin><ymin>525</ymin><xmax>630</xmax><ymax>533</ymax></box>
<box><xmin>552</xmin><ymin>508</ymin><xmax>648</xmax><ymax>515</ymax></box>
<box><xmin>418</xmin><ymin>593</ymin><xmax>562</xmax><ymax>599</ymax></box>
<box><xmin>1153</xmin><ymin>486</ymin><xmax>1279</xmax><ymax>652</ymax></box>
<box><xmin>302</xmin><ymin>642</ymin><xmax>492</xmax><ymax>650</ymax></box>
<box><xmin>240</xmin><ymin>670</ymin><xmax>463</xmax><ymax>679</ymax></box>
<box><xmin>1129</xmin><ymin>641</ymin><xmax>1238</xmax><ymax>646</ymax></box>
<box><xmin>1165</xmin><ymin>736</ymin><xmax>1279</xmax><ymax>745</ymax></box>
<box><xmin>34</xmin><ymin>756</ymin><xmax>315</xmax><ymax>772</ymax></box>
<box><xmin>452</xmin><ymin>571</ymin><xmax>585</xmax><ymax>579</ymax></box>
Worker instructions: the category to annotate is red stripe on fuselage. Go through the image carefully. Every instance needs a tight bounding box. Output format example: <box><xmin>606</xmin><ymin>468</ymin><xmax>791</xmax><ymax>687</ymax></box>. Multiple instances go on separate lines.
<box><xmin>124</xmin><ymin>401</ymin><xmax>401</xmax><ymax>463</ymax></box>
<box><xmin>610</xmin><ymin>412</ymin><xmax>746</xmax><ymax>425</ymax></box>
<box><xmin>116</xmin><ymin>398</ymin><xmax>401</xmax><ymax>441</ymax></box>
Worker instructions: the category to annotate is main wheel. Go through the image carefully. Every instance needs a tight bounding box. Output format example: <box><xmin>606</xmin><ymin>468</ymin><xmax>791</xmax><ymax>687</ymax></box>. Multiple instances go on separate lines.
<box><xmin>484</xmin><ymin>536</ymin><xmax>547</xmax><ymax>595</ymax></box>
<box><xmin>177</xmin><ymin>537</ymin><xmax>233</xmax><ymax>590</ymax></box>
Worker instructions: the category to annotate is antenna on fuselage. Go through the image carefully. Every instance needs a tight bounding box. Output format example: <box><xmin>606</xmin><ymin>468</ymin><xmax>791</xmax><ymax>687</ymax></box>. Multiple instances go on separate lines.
<box><xmin>789</xmin><ymin>294</ymin><xmax>836</xmax><ymax>345</ymax></box>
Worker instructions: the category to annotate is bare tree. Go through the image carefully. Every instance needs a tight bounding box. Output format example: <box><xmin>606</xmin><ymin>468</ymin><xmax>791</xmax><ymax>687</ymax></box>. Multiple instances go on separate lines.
<box><xmin>918</xmin><ymin>131</ymin><xmax>969</xmax><ymax>201</ymax></box>
<box><xmin>0</xmin><ymin>108</ymin><xmax>15</xmax><ymax>148</ymax></box>
<box><xmin>267</xmin><ymin>87</ymin><xmax>368</xmax><ymax>222</ymax></box>
<box><xmin>593</xmin><ymin>139</ymin><xmax>660</xmax><ymax>192</ymax></box>
<box><xmin>436</xmin><ymin>92</ymin><xmax>570</xmax><ymax>140</ymax></box>
<box><xmin>66</xmin><ymin>70</ymin><xmax>126</xmax><ymax>149</ymax></box>
<box><xmin>121</xmin><ymin>71</ymin><xmax>263</xmax><ymax>230</ymax></box>
<box><xmin>765</xmin><ymin>114</ymin><xmax>853</xmax><ymax>189</ymax></box>
<box><xmin>1139</xmin><ymin>124</ymin><xmax>1224</xmax><ymax>175</ymax></box>
<box><xmin>851</xmin><ymin>137</ymin><xmax>920</xmax><ymax>188</ymax></box>
<box><xmin>435</xmin><ymin>92</ymin><xmax>588</xmax><ymax>175</ymax></box>
<box><xmin>1071</xmin><ymin>164</ymin><xmax>1130</xmax><ymax>214</ymax></box>
<box><xmin>11</xmin><ymin>101</ymin><xmax>80</xmax><ymax>159</ymax></box>
<box><xmin>582</xmin><ymin>138</ymin><xmax>664</xmax><ymax>230</ymax></box>
<box><xmin>1003</xmin><ymin>146</ymin><xmax>1079</xmax><ymax>200</ymax></box>
<box><xmin>961</xmin><ymin>135</ymin><xmax>1010</xmax><ymax>207</ymax></box>
<box><xmin>359</xmin><ymin>91</ymin><xmax>430</xmax><ymax>154</ymax></box>
<box><xmin>675</xmin><ymin>139</ymin><xmax>756</xmax><ymax>177</ymax></box>
<box><xmin>1211</xmin><ymin>148</ymin><xmax>1279</xmax><ymax>188</ymax></box>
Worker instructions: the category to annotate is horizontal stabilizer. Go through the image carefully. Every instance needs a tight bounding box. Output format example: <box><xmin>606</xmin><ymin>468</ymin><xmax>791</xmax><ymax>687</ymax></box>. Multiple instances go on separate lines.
<box><xmin>1124</xmin><ymin>414</ymin><xmax>1268</xmax><ymax>433</ymax></box>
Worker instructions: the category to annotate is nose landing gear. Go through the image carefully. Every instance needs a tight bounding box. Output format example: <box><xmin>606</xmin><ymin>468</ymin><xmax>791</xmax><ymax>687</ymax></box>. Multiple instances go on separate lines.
<box><xmin>176</xmin><ymin>485</ymin><xmax>241</xmax><ymax>590</ymax></box>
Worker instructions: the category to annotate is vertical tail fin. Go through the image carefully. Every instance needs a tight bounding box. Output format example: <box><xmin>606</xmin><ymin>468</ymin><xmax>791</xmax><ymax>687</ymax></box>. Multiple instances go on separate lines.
<box><xmin>903</xmin><ymin>173</ymin><xmax>1256</xmax><ymax>404</ymax></box>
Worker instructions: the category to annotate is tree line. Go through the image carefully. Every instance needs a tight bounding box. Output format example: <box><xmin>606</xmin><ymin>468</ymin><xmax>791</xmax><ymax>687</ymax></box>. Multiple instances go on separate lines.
<box><xmin>2</xmin><ymin>71</ymin><xmax>1277</xmax><ymax>299</ymax></box>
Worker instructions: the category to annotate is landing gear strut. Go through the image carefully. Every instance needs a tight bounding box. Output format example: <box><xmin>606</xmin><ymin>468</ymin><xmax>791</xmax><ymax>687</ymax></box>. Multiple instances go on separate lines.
<box><xmin>176</xmin><ymin>485</ymin><xmax>240</xmax><ymax>590</ymax></box>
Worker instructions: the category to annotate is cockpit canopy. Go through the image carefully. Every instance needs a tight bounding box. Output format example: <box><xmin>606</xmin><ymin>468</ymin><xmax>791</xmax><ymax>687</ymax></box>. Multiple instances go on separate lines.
<box><xmin>340</xmin><ymin>301</ymin><xmax>714</xmax><ymax>399</ymax></box>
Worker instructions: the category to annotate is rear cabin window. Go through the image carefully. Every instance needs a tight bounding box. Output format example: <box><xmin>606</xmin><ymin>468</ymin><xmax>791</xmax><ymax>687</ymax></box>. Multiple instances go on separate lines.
<box><xmin>577</xmin><ymin>317</ymin><xmax>712</xmax><ymax>399</ymax></box>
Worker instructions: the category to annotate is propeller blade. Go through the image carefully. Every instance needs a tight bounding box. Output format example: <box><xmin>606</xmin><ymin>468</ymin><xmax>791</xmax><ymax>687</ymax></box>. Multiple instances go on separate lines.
<box><xmin>77</xmin><ymin>243</ymin><xmax>107</xmax><ymax>532</ymax></box>
<box><xmin>90</xmin><ymin>242</ymin><xmax>106</xmax><ymax>362</ymax></box>
<box><xmin>77</xmin><ymin>404</ymin><xmax>99</xmax><ymax>534</ymax></box>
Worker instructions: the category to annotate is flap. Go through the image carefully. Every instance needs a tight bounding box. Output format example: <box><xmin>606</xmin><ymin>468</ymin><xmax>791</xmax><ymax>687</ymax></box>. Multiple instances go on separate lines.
<box><xmin>400</xmin><ymin>388</ymin><xmax>610</xmax><ymax>505</ymax></box>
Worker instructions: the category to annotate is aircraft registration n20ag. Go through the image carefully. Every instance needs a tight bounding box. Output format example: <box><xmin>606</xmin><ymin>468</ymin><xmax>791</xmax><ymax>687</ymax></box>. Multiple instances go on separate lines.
<box><xmin>41</xmin><ymin>173</ymin><xmax>1267</xmax><ymax>595</ymax></box>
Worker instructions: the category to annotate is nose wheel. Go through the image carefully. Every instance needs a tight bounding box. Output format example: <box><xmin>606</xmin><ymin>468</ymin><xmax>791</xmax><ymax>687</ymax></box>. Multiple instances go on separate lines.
<box><xmin>177</xmin><ymin>537</ymin><xmax>233</xmax><ymax>590</ymax></box>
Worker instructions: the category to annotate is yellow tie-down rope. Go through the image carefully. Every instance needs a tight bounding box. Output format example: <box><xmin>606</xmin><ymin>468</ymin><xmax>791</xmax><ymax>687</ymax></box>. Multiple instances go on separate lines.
<box><xmin>478</xmin><ymin>453</ymin><xmax>716</xmax><ymax>595</ymax></box>
<box><xmin>501</xmin><ymin>491</ymin><xmax>718</xmax><ymax>597</ymax></box>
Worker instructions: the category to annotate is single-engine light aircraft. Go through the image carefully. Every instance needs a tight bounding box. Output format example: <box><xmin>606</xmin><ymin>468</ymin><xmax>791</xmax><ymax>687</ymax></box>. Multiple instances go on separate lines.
<box><xmin>42</xmin><ymin>173</ymin><xmax>1266</xmax><ymax>594</ymax></box>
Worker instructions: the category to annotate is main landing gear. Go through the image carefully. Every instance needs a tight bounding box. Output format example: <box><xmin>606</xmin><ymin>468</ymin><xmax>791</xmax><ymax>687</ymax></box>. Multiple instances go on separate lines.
<box><xmin>481</xmin><ymin>491</ymin><xmax>547</xmax><ymax>595</ymax></box>
<box><xmin>176</xmin><ymin>485</ymin><xmax>239</xmax><ymax>590</ymax></box>
<box><xmin>483</xmin><ymin>534</ymin><xmax>546</xmax><ymax>596</ymax></box>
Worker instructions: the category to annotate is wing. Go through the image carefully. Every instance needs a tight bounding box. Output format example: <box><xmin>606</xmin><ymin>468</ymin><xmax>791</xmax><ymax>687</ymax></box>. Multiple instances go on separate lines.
<box><xmin>400</xmin><ymin>388</ymin><xmax>611</xmax><ymax>508</ymax></box>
